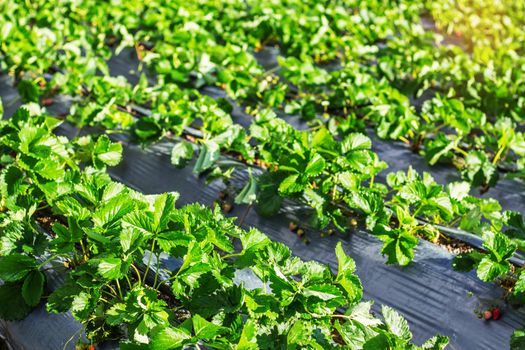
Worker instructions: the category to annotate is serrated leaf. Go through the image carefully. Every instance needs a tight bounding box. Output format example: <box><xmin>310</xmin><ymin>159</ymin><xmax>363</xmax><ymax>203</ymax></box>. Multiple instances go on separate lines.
<box><xmin>304</xmin><ymin>153</ymin><xmax>325</xmax><ymax>177</ymax></box>
<box><xmin>447</xmin><ymin>181</ymin><xmax>470</xmax><ymax>201</ymax></box>
<box><xmin>93</xmin><ymin>195</ymin><xmax>135</xmax><ymax>230</ymax></box>
<box><xmin>93</xmin><ymin>135</ymin><xmax>122</xmax><ymax>168</ymax></box>
<box><xmin>348</xmin><ymin>301</ymin><xmax>382</xmax><ymax>327</ymax></box>
<box><xmin>240</xmin><ymin>228</ymin><xmax>270</xmax><ymax>252</ymax></box>
<box><xmin>0</xmin><ymin>254</ymin><xmax>37</xmax><ymax>282</ymax></box>
<box><xmin>421</xmin><ymin>335</ymin><xmax>449</xmax><ymax>349</ymax></box>
<box><xmin>335</xmin><ymin>242</ymin><xmax>356</xmax><ymax>275</ymax></box>
<box><xmin>192</xmin><ymin>314</ymin><xmax>226</xmax><ymax>340</ymax></box>
<box><xmin>342</xmin><ymin>133</ymin><xmax>371</xmax><ymax>152</ymax></box>
<box><xmin>151</xmin><ymin>327</ymin><xmax>192</xmax><ymax>350</ymax></box>
<box><xmin>452</xmin><ymin>252</ymin><xmax>482</xmax><ymax>272</ymax></box>
<box><xmin>278</xmin><ymin>174</ymin><xmax>303</xmax><ymax>194</ymax></box>
<box><xmin>375</xmin><ymin>227</ymin><xmax>418</xmax><ymax>266</ymax></box>
<box><xmin>95</xmin><ymin>258</ymin><xmax>122</xmax><ymax>280</ymax></box>
<box><xmin>382</xmin><ymin>305</ymin><xmax>411</xmax><ymax>342</ymax></box>
<box><xmin>154</xmin><ymin>192</ymin><xmax>178</xmax><ymax>231</ymax></box>
<box><xmin>237</xmin><ymin>320</ymin><xmax>258</xmax><ymax>350</ymax></box>
<box><xmin>123</xmin><ymin>211</ymin><xmax>155</xmax><ymax>237</ymax></box>
<box><xmin>515</xmin><ymin>272</ymin><xmax>525</xmax><ymax>294</ymax></box>
<box><xmin>476</xmin><ymin>256</ymin><xmax>509</xmax><ymax>282</ymax></box>
<box><xmin>482</xmin><ymin>231</ymin><xmax>516</xmax><ymax>262</ymax></box>
<box><xmin>18</xmin><ymin>80</ymin><xmax>39</xmax><ymax>103</ymax></box>
<box><xmin>22</xmin><ymin>270</ymin><xmax>44</xmax><ymax>307</ymax></box>
<box><xmin>47</xmin><ymin>281</ymin><xmax>82</xmax><ymax>314</ymax></box>
<box><xmin>0</xmin><ymin>165</ymin><xmax>24</xmax><ymax>197</ymax></box>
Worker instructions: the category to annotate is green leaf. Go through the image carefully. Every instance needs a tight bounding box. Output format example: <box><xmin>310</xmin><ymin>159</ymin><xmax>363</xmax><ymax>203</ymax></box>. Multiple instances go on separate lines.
<box><xmin>171</xmin><ymin>141</ymin><xmax>194</xmax><ymax>167</ymax></box>
<box><xmin>192</xmin><ymin>314</ymin><xmax>226</xmax><ymax>340</ymax></box>
<box><xmin>382</xmin><ymin>305</ymin><xmax>411</xmax><ymax>342</ymax></box>
<box><xmin>447</xmin><ymin>182</ymin><xmax>470</xmax><ymax>201</ymax></box>
<box><xmin>363</xmin><ymin>333</ymin><xmax>392</xmax><ymax>350</ymax></box>
<box><xmin>0</xmin><ymin>254</ymin><xmax>37</xmax><ymax>282</ymax></box>
<box><xmin>255</xmin><ymin>172</ymin><xmax>284</xmax><ymax>216</ymax></box>
<box><xmin>342</xmin><ymin>133</ymin><xmax>372</xmax><ymax>152</ymax></box>
<box><xmin>278</xmin><ymin>174</ymin><xmax>303</xmax><ymax>194</ymax></box>
<box><xmin>93</xmin><ymin>195</ymin><xmax>135</xmax><ymax>230</ymax></box>
<box><xmin>235</xmin><ymin>171</ymin><xmax>258</xmax><ymax>205</ymax></box>
<box><xmin>18</xmin><ymin>80</ymin><xmax>39</xmax><ymax>103</ymax></box>
<box><xmin>514</xmin><ymin>271</ymin><xmax>525</xmax><ymax>294</ymax></box>
<box><xmin>335</xmin><ymin>242</ymin><xmax>356</xmax><ymax>275</ymax></box>
<box><xmin>123</xmin><ymin>211</ymin><xmax>155</xmax><ymax>237</ymax></box>
<box><xmin>304</xmin><ymin>153</ymin><xmax>325</xmax><ymax>177</ymax></box>
<box><xmin>154</xmin><ymin>192</ymin><xmax>178</xmax><ymax>231</ymax></box>
<box><xmin>0</xmin><ymin>283</ymin><xmax>32</xmax><ymax>320</ymax></box>
<box><xmin>334</xmin><ymin>243</ymin><xmax>363</xmax><ymax>302</ymax></box>
<box><xmin>240</xmin><ymin>228</ymin><xmax>270</xmax><ymax>251</ymax></box>
<box><xmin>237</xmin><ymin>320</ymin><xmax>258</xmax><ymax>350</ymax></box>
<box><xmin>452</xmin><ymin>252</ymin><xmax>483</xmax><ymax>272</ymax></box>
<box><xmin>151</xmin><ymin>327</ymin><xmax>192</xmax><ymax>350</ymax></box>
<box><xmin>511</xmin><ymin>328</ymin><xmax>525</xmax><ymax>350</ymax></box>
<box><xmin>193</xmin><ymin>141</ymin><xmax>220</xmax><ymax>174</ymax></box>
<box><xmin>22</xmin><ymin>270</ymin><xmax>45</xmax><ymax>307</ymax></box>
<box><xmin>93</xmin><ymin>135</ymin><xmax>123</xmax><ymax>168</ymax></box>
<box><xmin>120</xmin><ymin>228</ymin><xmax>143</xmax><ymax>255</ymax></box>
<box><xmin>476</xmin><ymin>256</ymin><xmax>510</xmax><ymax>282</ymax></box>
<box><xmin>482</xmin><ymin>231</ymin><xmax>516</xmax><ymax>262</ymax></box>
<box><xmin>375</xmin><ymin>226</ymin><xmax>418</xmax><ymax>266</ymax></box>
<box><xmin>0</xmin><ymin>165</ymin><xmax>25</xmax><ymax>196</ymax></box>
<box><xmin>47</xmin><ymin>281</ymin><xmax>82</xmax><ymax>314</ymax></box>
<box><xmin>19</xmin><ymin>125</ymin><xmax>48</xmax><ymax>157</ymax></box>
<box><xmin>95</xmin><ymin>258</ymin><xmax>122</xmax><ymax>280</ymax></box>
<box><xmin>421</xmin><ymin>335</ymin><xmax>449</xmax><ymax>349</ymax></box>
<box><xmin>133</xmin><ymin>117</ymin><xmax>163</xmax><ymax>142</ymax></box>
<box><xmin>347</xmin><ymin>301</ymin><xmax>382</xmax><ymax>327</ymax></box>
<box><xmin>303</xmin><ymin>284</ymin><xmax>344</xmax><ymax>301</ymax></box>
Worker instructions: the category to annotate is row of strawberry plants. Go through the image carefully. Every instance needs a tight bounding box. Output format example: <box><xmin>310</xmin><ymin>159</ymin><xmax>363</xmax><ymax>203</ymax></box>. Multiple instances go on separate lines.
<box><xmin>0</xmin><ymin>106</ymin><xmax>449</xmax><ymax>349</ymax></box>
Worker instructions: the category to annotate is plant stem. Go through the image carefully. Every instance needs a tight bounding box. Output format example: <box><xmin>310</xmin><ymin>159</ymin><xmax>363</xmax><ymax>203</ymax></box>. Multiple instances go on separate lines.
<box><xmin>131</xmin><ymin>263</ymin><xmax>142</xmax><ymax>285</ymax></box>
<box><xmin>115</xmin><ymin>279</ymin><xmax>123</xmax><ymax>299</ymax></box>
<box><xmin>143</xmin><ymin>239</ymin><xmax>156</xmax><ymax>285</ymax></box>
<box><xmin>153</xmin><ymin>252</ymin><xmax>161</xmax><ymax>289</ymax></box>
<box><xmin>37</xmin><ymin>254</ymin><xmax>60</xmax><ymax>269</ymax></box>
<box><xmin>492</xmin><ymin>146</ymin><xmax>505</xmax><ymax>165</ymax></box>
<box><xmin>453</xmin><ymin>146</ymin><xmax>469</xmax><ymax>157</ymax></box>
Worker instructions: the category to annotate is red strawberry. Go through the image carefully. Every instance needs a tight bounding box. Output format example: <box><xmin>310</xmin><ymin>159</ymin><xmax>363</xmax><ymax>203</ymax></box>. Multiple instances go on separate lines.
<box><xmin>87</xmin><ymin>346</ymin><xmax>95</xmax><ymax>350</ymax></box>
<box><xmin>483</xmin><ymin>310</ymin><xmax>492</xmax><ymax>320</ymax></box>
<box><xmin>492</xmin><ymin>308</ymin><xmax>501</xmax><ymax>320</ymax></box>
